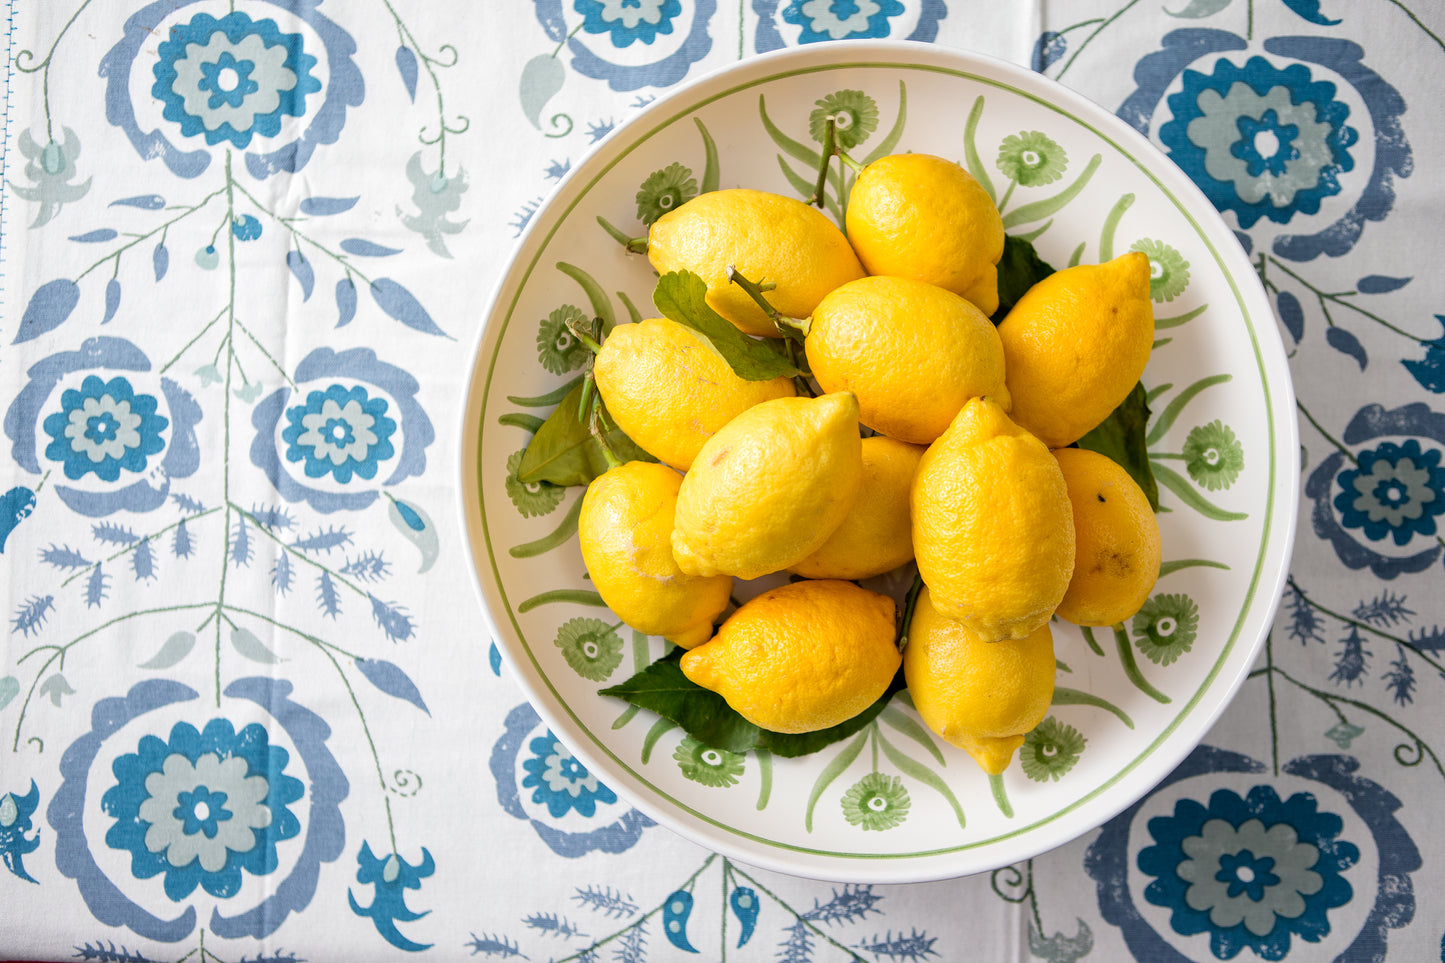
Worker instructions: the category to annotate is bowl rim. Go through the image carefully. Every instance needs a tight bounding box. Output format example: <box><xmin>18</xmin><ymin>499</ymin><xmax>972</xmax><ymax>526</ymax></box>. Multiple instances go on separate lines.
<box><xmin>455</xmin><ymin>38</ymin><xmax>1301</xmax><ymax>883</ymax></box>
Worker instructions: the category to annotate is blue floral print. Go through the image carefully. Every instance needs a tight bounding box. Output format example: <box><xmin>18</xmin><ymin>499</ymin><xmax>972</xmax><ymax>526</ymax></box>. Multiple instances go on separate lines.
<box><xmin>42</xmin><ymin>375</ymin><xmax>167</xmax><ymax>483</ymax></box>
<box><xmin>1333</xmin><ymin>439</ymin><xmax>1445</xmax><ymax>546</ymax></box>
<box><xmin>783</xmin><ymin>0</ymin><xmax>906</xmax><ymax>42</ymax></box>
<box><xmin>103</xmin><ymin>717</ymin><xmax>303</xmax><ymax>901</ymax></box>
<box><xmin>281</xmin><ymin>384</ymin><xmax>397</xmax><ymax>485</ymax></box>
<box><xmin>521</xmin><ymin>731</ymin><xmax>617</xmax><ymax>818</ymax></box>
<box><xmin>575</xmin><ymin>0</ymin><xmax>682</xmax><ymax>46</ymax></box>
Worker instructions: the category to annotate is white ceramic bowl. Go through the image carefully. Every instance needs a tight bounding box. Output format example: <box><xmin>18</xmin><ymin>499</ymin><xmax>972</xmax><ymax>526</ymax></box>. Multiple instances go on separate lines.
<box><xmin>459</xmin><ymin>40</ymin><xmax>1298</xmax><ymax>883</ymax></box>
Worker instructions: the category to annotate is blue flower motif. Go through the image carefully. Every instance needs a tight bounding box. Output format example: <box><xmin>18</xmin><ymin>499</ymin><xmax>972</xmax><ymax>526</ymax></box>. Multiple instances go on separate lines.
<box><xmin>1117</xmin><ymin>31</ymin><xmax>1409</xmax><ymax>261</ymax></box>
<box><xmin>1306</xmin><ymin>403</ymin><xmax>1445</xmax><ymax>578</ymax></box>
<box><xmin>755</xmin><ymin>0</ymin><xmax>944</xmax><ymax>50</ymax></box>
<box><xmin>281</xmin><ymin>384</ymin><xmax>398</xmax><ymax>484</ymax></box>
<box><xmin>251</xmin><ymin>348</ymin><xmax>433</xmax><ymax>513</ymax></box>
<box><xmin>5</xmin><ymin>338</ymin><xmax>202</xmax><ymax>517</ymax></box>
<box><xmin>1138</xmin><ymin>786</ymin><xmax>1356</xmax><ymax>957</ymax></box>
<box><xmin>1160</xmin><ymin>55</ymin><xmax>1355</xmax><ymax>230</ymax></box>
<box><xmin>101</xmin><ymin>0</ymin><xmax>364</xmax><ymax>179</ymax></box>
<box><xmin>1086</xmin><ymin>746</ymin><xmax>1420</xmax><ymax>963</ymax></box>
<box><xmin>533</xmin><ymin>0</ymin><xmax>715</xmax><ymax>91</ymax></box>
<box><xmin>575</xmin><ymin>0</ymin><xmax>682</xmax><ymax>47</ymax></box>
<box><xmin>103</xmin><ymin>718</ymin><xmax>303</xmax><ymax>902</ymax></box>
<box><xmin>42</xmin><ymin>375</ymin><xmax>167</xmax><ymax>483</ymax></box>
<box><xmin>1334</xmin><ymin>440</ymin><xmax>1445</xmax><ymax>546</ymax></box>
<box><xmin>489</xmin><ymin>702</ymin><xmax>652</xmax><ymax>857</ymax></box>
<box><xmin>50</xmin><ymin>678</ymin><xmax>348</xmax><ymax>942</ymax></box>
<box><xmin>348</xmin><ymin>841</ymin><xmax>436</xmax><ymax>951</ymax></box>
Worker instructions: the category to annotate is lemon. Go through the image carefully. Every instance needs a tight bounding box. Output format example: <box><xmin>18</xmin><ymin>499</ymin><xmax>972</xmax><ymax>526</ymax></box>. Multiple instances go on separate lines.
<box><xmin>681</xmin><ymin>579</ymin><xmax>899</xmax><ymax>733</ymax></box>
<box><xmin>789</xmin><ymin>435</ymin><xmax>924</xmax><ymax>580</ymax></box>
<box><xmin>995</xmin><ymin>251</ymin><xmax>1155</xmax><ymax>448</ymax></box>
<box><xmin>579</xmin><ymin>461</ymin><xmax>732</xmax><ymax>649</ymax></box>
<box><xmin>672</xmin><ymin>392</ymin><xmax>863</xmax><ymax>580</ymax></box>
<box><xmin>805</xmin><ymin>275</ymin><xmax>1011</xmax><ymax>445</ymax></box>
<box><xmin>647</xmin><ymin>188</ymin><xmax>865</xmax><ymax>338</ymax></box>
<box><xmin>1054</xmin><ymin>447</ymin><xmax>1161</xmax><ymax>627</ymax></box>
<box><xmin>903</xmin><ymin>584</ymin><xmax>1055</xmax><ymax>774</ymax></box>
<box><xmin>911</xmin><ymin>396</ymin><xmax>1075</xmax><ymax>640</ymax></box>
<box><xmin>845</xmin><ymin>153</ymin><xmax>1005</xmax><ymax>315</ymax></box>
<box><xmin>592</xmin><ymin>317</ymin><xmax>795</xmax><ymax>471</ymax></box>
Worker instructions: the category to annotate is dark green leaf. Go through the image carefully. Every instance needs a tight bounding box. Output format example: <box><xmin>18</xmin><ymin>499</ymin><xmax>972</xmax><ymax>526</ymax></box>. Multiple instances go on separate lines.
<box><xmin>991</xmin><ymin>234</ymin><xmax>1057</xmax><ymax>323</ymax></box>
<box><xmin>652</xmin><ymin>270</ymin><xmax>801</xmax><ymax>381</ymax></box>
<box><xmin>600</xmin><ymin>649</ymin><xmax>904</xmax><ymax>758</ymax></box>
<box><xmin>1075</xmin><ymin>381</ymin><xmax>1160</xmax><ymax>511</ymax></box>
<box><xmin>516</xmin><ymin>382</ymin><xmax>653</xmax><ymax>486</ymax></box>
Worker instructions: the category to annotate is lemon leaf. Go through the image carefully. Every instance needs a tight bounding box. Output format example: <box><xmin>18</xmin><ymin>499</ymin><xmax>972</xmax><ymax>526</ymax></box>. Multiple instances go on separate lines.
<box><xmin>516</xmin><ymin>381</ymin><xmax>654</xmax><ymax>486</ymax></box>
<box><xmin>1075</xmin><ymin>381</ymin><xmax>1160</xmax><ymax>511</ymax></box>
<box><xmin>600</xmin><ymin>650</ymin><xmax>903</xmax><ymax>758</ymax></box>
<box><xmin>652</xmin><ymin>271</ymin><xmax>802</xmax><ymax>381</ymax></box>
<box><xmin>991</xmin><ymin>234</ymin><xmax>1056</xmax><ymax>323</ymax></box>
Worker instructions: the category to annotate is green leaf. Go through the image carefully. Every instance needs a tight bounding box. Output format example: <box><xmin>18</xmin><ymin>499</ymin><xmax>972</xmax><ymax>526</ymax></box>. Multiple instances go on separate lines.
<box><xmin>1076</xmin><ymin>381</ymin><xmax>1160</xmax><ymax>511</ymax></box>
<box><xmin>515</xmin><ymin>382</ymin><xmax>653</xmax><ymax>486</ymax></box>
<box><xmin>600</xmin><ymin>649</ymin><xmax>903</xmax><ymax>758</ymax></box>
<box><xmin>652</xmin><ymin>270</ymin><xmax>802</xmax><ymax>381</ymax></box>
<box><xmin>992</xmin><ymin>234</ymin><xmax>1057</xmax><ymax>323</ymax></box>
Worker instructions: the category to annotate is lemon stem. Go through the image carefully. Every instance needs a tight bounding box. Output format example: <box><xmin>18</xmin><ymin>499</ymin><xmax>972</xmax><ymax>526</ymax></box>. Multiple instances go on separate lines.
<box><xmin>597</xmin><ymin>214</ymin><xmax>649</xmax><ymax>254</ymax></box>
<box><xmin>895</xmin><ymin>571</ymin><xmax>925</xmax><ymax>654</ymax></box>
<box><xmin>587</xmin><ymin>400</ymin><xmax>625</xmax><ymax>470</ymax></box>
<box><xmin>564</xmin><ymin>313</ymin><xmax>605</xmax><ymax>355</ymax></box>
<box><xmin>726</xmin><ymin>265</ymin><xmax>811</xmax><ymax>339</ymax></box>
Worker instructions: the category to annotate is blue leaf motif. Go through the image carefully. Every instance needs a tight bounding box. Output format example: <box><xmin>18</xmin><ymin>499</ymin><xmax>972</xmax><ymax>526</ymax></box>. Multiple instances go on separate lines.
<box><xmin>1276</xmin><ymin>290</ymin><xmax>1304</xmax><ymax>342</ymax></box>
<box><xmin>662</xmin><ymin>890</ymin><xmax>699</xmax><ymax>953</ymax></box>
<box><xmin>102</xmin><ymin>278</ymin><xmax>121</xmax><ymax>324</ymax></box>
<box><xmin>1167</xmin><ymin>0</ymin><xmax>1233</xmax><ymax>17</ymax></box>
<box><xmin>1356</xmin><ymin>274</ymin><xmax>1411</xmax><ymax>294</ymax></box>
<box><xmin>341</xmin><ymin>238</ymin><xmax>404</xmax><ymax>257</ymax></box>
<box><xmin>1326</xmin><ymin>326</ymin><xmax>1367</xmax><ymax>369</ymax></box>
<box><xmin>110</xmin><ymin>194</ymin><xmax>165</xmax><ymax>209</ymax></box>
<box><xmin>730</xmin><ymin>887</ymin><xmax>759</xmax><ymax>947</ymax></box>
<box><xmin>299</xmin><ymin>196</ymin><xmax>360</xmax><ymax>216</ymax></box>
<box><xmin>13</xmin><ymin>279</ymin><xmax>80</xmax><ymax>344</ymax></box>
<box><xmin>153</xmin><ymin>241</ymin><xmax>169</xmax><ymax>281</ymax></box>
<box><xmin>286</xmin><ymin>250</ymin><xmax>316</xmax><ymax>301</ymax></box>
<box><xmin>520</xmin><ymin>54</ymin><xmax>565</xmax><ymax>129</ymax></box>
<box><xmin>369</xmin><ymin>595</ymin><xmax>415</xmax><ymax>642</ymax></box>
<box><xmin>370</xmin><ymin>278</ymin><xmax>450</xmax><ymax>337</ymax></box>
<box><xmin>85</xmin><ymin>564</ymin><xmax>109</xmax><ymax>608</ymax></box>
<box><xmin>355</xmin><ymin>657</ymin><xmax>430</xmax><ymax>714</ymax></box>
<box><xmin>395</xmin><ymin>45</ymin><xmax>419</xmax><ymax>102</ymax></box>
<box><xmin>388</xmin><ymin>497</ymin><xmax>438</xmax><ymax>573</ymax></box>
<box><xmin>336</xmin><ymin>278</ymin><xmax>359</xmax><ymax>327</ymax></box>
<box><xmin>131</xmin><ymin>537</ymin><xmax>156</xmax><ymax>581</ymax></box>
<box><xmin>1281</xmin><ymin>0</ymin><xmax>1341</xmax><ymax>24</ymax></box>
<box><xmin>230</xmin><ymin>625</ymin><xmax>284</xmax><ymax>664</ymax></box>
<box><xmin>172</xmin><ymin>518</ymin><xmax>193</xmax><ymax>558</ymax></box>
<box><xmin>69</xmin><ymin>229</ymin><xmax>118</xmax><ymax>243</ymax></box>
<box><xmin>0</xmin><ymin>676</ymin><xmax>18</xmax><ymax>712</ymax></box>
<box><xmin>317</xmin><ymin>571</ymin><xmax>342</xmax><ymax>618</ymax></box>
<box><xmin>138</xmin><ymin>631</ymin><xmax>196</xmax><ymax>669</ymax></box>
<box><xmin>1031</xmin><ymin>31</ymin><xmax>1067</xmax><ymax>71</ymax></box>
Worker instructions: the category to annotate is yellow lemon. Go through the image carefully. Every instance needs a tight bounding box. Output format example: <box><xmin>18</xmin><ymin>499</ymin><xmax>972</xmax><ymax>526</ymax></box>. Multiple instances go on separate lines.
<box><xmin>903</xmin><ymin>584</ymin><xmax>1055</xmax><ymax>774</ymax></box>
<box><xmin>995</xmin><ymin>251</ymin><xmax>1155</xmax><ymax>448</ymax></box>
<box><xmin>592</xmin><ymin>317</ymin><xmax>795</xmax><ymax>471</ymax></box>
<box><xmin>805</xmin><ymin>275</ymin><xmax>1011</xmax><ymax>445</ymax></box>
<box><xmin>681</xmin><ymin>579</ymin><xmax>899</xmax><ymax>733</ymax></box>
<box><xmin>845</xmin><ymin>153</ymin><xmax>1005</xmax><ymax>315</ymax></box>
<box><xmin>672</xmin><ymin>392</ymin><xmax>863</xmax><ymax>580</ymax></box>
<box><xmin>1054</xmin><ymin>447</ymin><xmax>1161</xmax><ymax>627</ymax></box>
<box><xmin>647</xmin><ymin>188</ymin><xmax>865</xmax><ymax>338</ymax></box>
<box><xmin>911</xmin><ymin>397</ymin><xmax>1075</xmax><ymax>640</ymax></box>
<box><xmin>789</xmin><ymin>435</ymin><xmax>924</xmax><ymax>580</ymax></box>
<box><xmin>579</xmin><ymin>461</ymin><xmax>732</xmax><ymax>649</ymax></box>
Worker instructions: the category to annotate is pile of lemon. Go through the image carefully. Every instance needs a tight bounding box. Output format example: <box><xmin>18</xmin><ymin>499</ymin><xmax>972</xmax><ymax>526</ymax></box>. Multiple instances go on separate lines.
<box><xmin>575</xmin><ymin>151</ymin><xmax>1160</xmax><ymax>776</ymax></box>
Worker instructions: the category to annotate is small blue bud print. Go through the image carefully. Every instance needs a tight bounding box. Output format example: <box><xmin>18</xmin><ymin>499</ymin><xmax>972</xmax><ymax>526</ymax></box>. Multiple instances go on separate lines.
<box><xmin>662</xmin><ymin>889</ymin><xmax>699</xmax><ymax>953</ymax></box>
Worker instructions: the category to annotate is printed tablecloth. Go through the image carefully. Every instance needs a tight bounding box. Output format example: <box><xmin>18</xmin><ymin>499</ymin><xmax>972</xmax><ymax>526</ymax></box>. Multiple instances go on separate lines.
<box><xmin>1</xmin><ymin>1</ymin><xmax>1442</xmax><ymax>960</ymax></box>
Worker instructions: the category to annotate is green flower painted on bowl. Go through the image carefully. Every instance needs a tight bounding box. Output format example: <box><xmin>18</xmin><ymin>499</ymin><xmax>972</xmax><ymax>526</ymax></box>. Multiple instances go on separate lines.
<box><xmin>536</xmin><ymin>304</ymin><xmax>593</xmax><ymax>375</ymax></box>
<box><xmin>996</xmin><ymin>131</ymin><xmax>1067</xmax><ymax>186</ymax></box>
<box><xmin>673</xmin><ymin>736</ymin><xmax>745</xmax><ymax>788</ymax></box>
<box><xmin>1184</xmin><ymin>420</ymin><xmax>1245</xmax><ymax>491</ymax></box>
<box><xmin>635</xmin><ymin>162</ymin><xmax>698</xmax><ymax>225</ymax></box>
<box><xmin>809</xmin><ymin>89</ymin><xmax>879</xmax><ymax>150</ymax></box>
<box><xmin>1133</xmin><ymin>593</ymin><xmax>1200</xmax><ymax>666</ymax></box>
<box><xmin>554</xmin><ymin>618</ymin><xmax>624</xmax><ymax>681</ymax></box>
<box><xmin>505</xmin><ymin>449</ymin><xmax>564</xmax><ymax>518</ymax></box>
<box><xmin>1131</xmin><ymin>238</ymin><xmax>1191</xmax><ymax>303</ymax></box>
<box><xmin>840</xmin><ymin>772</ymin><xmax>910</xmax><ymax>831</ymax></box>
<box><xmin>1019</xmin><ymin>717</ymin><xmax>1087</xmax><ymax>782</ymax></box>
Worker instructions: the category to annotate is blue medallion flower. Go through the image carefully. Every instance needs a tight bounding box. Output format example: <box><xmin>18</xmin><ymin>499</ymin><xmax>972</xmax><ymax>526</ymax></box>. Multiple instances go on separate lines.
<box><xmin>102</xmin><ymin>0</ymin><xmax>363</xmax><ymax>179</ymax></box>
<box><xmin>1333</xmin><ymin>439</ymin><xmax>1445</xmax><ymax>546</ymax></box>
<box><xmin>782</xmin><ymin>0</ymin><xmax>906</xmax><ymax>42</ymax></box>
<box><xmin>103</xmin><ymin>717</ymin><xmax>302</xmax><ymax>902</ymax></box>
<box><xmin>575</xmin><ymin>0</ymin><xmax>682</xmax><ymax>46</ymax></box>
<box><xmin>42</xmin><ymin>375</ymin><xmax>167</xmax><ymax>483</ymax></box>
<box><xmin>251</xmin><ymin>347</ymin><xmax>433</xmax><ymax>513</ymax></box>
<box><xmin>5</xmin><ymin>338</ymin><xmax>202</xmax><ymax>517</ymax></box>
<box><xmin>521</xmin><ymin>731</ymin><xmax>617</xmax><ymax>818</ymax></box>
<box><xmin>281</xmin><ymin>384</ymin><xmax>397</xmax><ymax>484</ymax></box>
